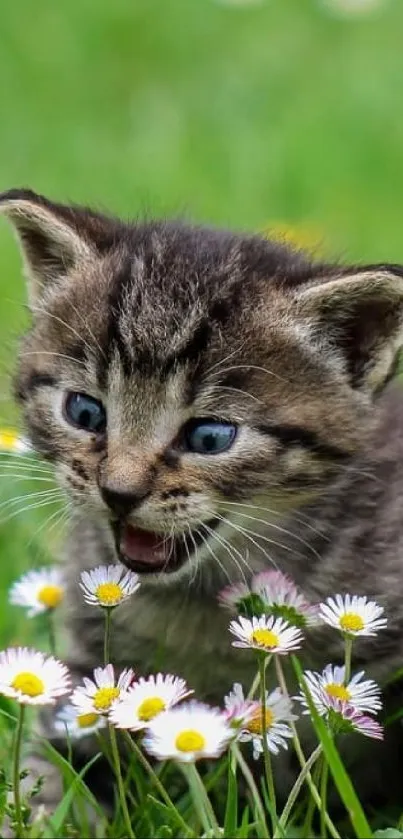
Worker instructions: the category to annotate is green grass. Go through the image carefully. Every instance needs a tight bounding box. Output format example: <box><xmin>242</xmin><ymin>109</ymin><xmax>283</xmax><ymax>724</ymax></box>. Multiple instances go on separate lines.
<box><xmin>1</xmin><ymin>0</ymin><xmax>403</xmax><ymax>834</ymax></box>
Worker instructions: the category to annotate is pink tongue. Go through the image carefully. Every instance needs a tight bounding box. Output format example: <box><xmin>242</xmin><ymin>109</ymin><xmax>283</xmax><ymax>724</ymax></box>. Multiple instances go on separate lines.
<box><xmin>120</xmin><ymin>524</ymin><xmax>167</xmax><ymax>566</ymax></box>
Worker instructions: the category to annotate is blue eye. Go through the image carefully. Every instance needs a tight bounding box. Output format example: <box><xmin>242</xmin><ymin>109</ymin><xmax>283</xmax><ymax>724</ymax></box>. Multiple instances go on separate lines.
<box><xmin>184</xmin><ymin>419</ymin><xmax>237</xmax><ymax>454</ymax></box>
<box><xmin>64</xmin><ymin>392</ymin><xmax>106</xmax><ymax>433</ymax></box>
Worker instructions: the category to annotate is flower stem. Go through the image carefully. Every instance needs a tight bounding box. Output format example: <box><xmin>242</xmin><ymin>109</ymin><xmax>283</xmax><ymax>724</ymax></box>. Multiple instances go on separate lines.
<box><xmin>123</xmin><ymin>732</ymin><xmax>193</xmax><ymax>837</ymax></box>
<box><xmin>248</xmin><ymin>654</ymin><xmax>271</xmax><ymax>699</ymax></box>
<box><xmin>13</xmin><ymin>704</ymin><xmax>25</xmax><ymax>839</ymax></box>
<box><xmin>320</xmin><ymin>756</ymin><xmax>329</xmax><ymax>838</ymax></box>
<box><xmin>181</xmin><ymin>763</ymin><xmax>221</xmax><ymax>839</ymax></box>
<box><xmin>108</xmin><ymin>724</ymin><xmax>135</xmax><ymax>838</ymax></box>
<box><xmin>46</xmin><ymin>610</ymin><xmax>57</xmax><ymax>657</ymax></box>
<box><xmin>259</xmin><ymin>655</ymin><xmax>277</xmax><ymax>832</ymax></box>
<box><xmin>275</xmin><ymin>658</ymin><xmax>341</xmax><ymax>839</ymax></box>
<box><xmin>344</xmin><ymin>636</ymin><xmax>353</xmax><ymax>683</ymax></box>
<box><xmin>103</xmin><ymin>608</ymin><xmax>112</xmax><ymax>665</ymax></box>
<box><xmin>275</xmin><ymin>744</ymin><xmax>322</xmax><ymax>837</ymax></box>
<box><xmin>232</xmin><ymin>743</ymin><xmax>269</xmax><ymax>838</ymax></box>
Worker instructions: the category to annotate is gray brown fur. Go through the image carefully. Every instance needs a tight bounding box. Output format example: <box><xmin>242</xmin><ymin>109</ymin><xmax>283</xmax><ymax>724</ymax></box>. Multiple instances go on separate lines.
<box><xmin>2</xmin><ymin>187</ymin><xmax>403</xmax><ymax>812</ymax></box>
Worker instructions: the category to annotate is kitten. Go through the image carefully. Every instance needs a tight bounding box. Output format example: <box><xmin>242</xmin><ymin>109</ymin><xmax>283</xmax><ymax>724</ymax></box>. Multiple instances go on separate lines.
<box><xmin>2</xmin><ymin>187</ymin><xmax>403</xmax><ymax>811</ymax></box>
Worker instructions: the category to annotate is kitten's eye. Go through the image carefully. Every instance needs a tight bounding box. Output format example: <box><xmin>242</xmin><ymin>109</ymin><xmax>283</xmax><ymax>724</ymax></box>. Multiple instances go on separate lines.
<box><xmin>184</xmin><ymin>419</ymin><xmax>237</xmax><ymax>454</ymax></box>
<box><xmin>64</xmin><ymin>392</ymin><xmax>106</xmax><ymax>433</ymax></box>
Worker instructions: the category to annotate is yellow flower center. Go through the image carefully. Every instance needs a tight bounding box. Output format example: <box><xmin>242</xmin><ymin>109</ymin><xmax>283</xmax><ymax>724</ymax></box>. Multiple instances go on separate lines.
<box><xmin>93</xmin><ymin>686</ymin><xmax>120</xmax><ymax>711</ymax></box>
<box><xmin>137</xmin><ymin>696</ymin><xmax>166</xmax><ymax>722</ymax></box>
<box><xmin>95</xmin><ymin>582</ymin><xmax>124</xmax><ymax>606</ymax></box>
<box><xmin>12</xmin><ymin>671</ymin><xmax>45</xmax><ymax>697</ymax></box>
<box><xmin>0</xmin><ymin>430</ymin><xmax>19</xmax><ymax>450</ymax></box>
<box><xmin>175</xmin><ymin>729</ymin><xmax>206</xmax><ymax>753</ymax></box>
<box><xmin>251</xmin><ymin>629</ymin><xmax>279</xmax><ymax>649</ymax></box>
<box><xmin>325</xmin><ymin>683</ymin><xmax>351</xmax><ymax>702</ymax></box>
<box><xmin>38</xmin><ymin>584</ymin><xmax>64</xmax><ymax>609</ymax></box>
<box><xmin>77</xmin><ymin>712</ymin><xmax>99</xmax><ymax>728</ymax></box>
<box><xmin>246</xmin><ymin>706</ymin><xmax>275</xmax><ymax>735</ymax></box>
<box><xmin>339</xmin><ymin>612</ymin><xmax>364</xmax><ymax>633</ymax></box>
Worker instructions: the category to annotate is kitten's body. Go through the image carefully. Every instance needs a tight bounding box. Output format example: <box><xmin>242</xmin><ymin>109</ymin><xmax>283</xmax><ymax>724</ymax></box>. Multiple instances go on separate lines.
<box><xmin>2</xmin><ymin>188</ymin><xmax>403</xmax><ymax>812</ymax></box>
<box><xmin>65</xmin><ymin>387</ymin><xmax>403</xmax><ymax>697</ymax></box>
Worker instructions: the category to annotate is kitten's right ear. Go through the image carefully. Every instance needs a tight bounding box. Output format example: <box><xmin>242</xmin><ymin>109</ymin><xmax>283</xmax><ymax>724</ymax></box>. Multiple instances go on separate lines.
<box><xmin>0</xmin><ymin>188</ymin><xmax>98</xmax><ymax>307</ymax></box>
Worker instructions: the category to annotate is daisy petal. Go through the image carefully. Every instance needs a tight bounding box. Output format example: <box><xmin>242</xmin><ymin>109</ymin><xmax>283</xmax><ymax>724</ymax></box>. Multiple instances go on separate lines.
<box><xmin>319</xmin><ymin>595</ymin><xmax>387</xmax><ymax>637</ymax></box>
<box><xmin>10</xmin><ymin>567</ymin><xmax>64</xmax><ymax>617</ymax></box>
<box><xmin>0</xmin><ymin>647</ymin><xmax>70</xmax><ymax>706</ymax></box>
<box><xmin>143</xmin><ymin>701</ymin><xmax>234</xmax><ymax>762</ymax></box>
<box><xmin>71</xmin><ymin>665</ymin><xmax>135</xmax><ymax>715</ymax></box>
<box><xmin>229</xmin><ymin>614</ymin><xmax>303</xmax><ymax>654</ymax></box>
<box><xmin>79</xmin><ymin>564</ymin><xmax>140</xmax><ymax>608</ymax></box>
<box><xmin>110</xmin><ymin>673</ymin><xmax>193</xmax><ymax>730</ymax></box>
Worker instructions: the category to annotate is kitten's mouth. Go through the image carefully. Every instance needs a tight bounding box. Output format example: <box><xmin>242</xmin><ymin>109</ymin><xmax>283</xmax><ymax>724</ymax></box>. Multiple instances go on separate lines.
<box><xmin>112</xmin><ymin>519</ymin><xmax>220</xmax><ymax>575</ymax></box>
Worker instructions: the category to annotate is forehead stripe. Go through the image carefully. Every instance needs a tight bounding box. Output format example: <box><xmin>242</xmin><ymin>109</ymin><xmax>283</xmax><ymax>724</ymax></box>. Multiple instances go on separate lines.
<box><xmin>17</xmin><ymin>372</ymin><xmax>57</xmax><ymax>400</ymax></box>
<box><xmin>256</xmin><ymin>423</ymin><xmax>349</xmax><ymax>461</ymax></box>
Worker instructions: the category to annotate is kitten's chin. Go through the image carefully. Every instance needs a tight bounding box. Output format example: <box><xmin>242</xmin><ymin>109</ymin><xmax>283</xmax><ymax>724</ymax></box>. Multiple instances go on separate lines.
<box><xmin>112</xmin><ymin>519</ymin><xmax>220</xmax><ymax>577</ymax></box>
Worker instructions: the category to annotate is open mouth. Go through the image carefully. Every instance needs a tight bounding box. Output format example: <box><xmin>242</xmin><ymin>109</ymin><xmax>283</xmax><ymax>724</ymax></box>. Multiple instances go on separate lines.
<box><xmin>112</xmin><ymin>518</ymin><xmax>220</xmax><ymax>575</ymax></box>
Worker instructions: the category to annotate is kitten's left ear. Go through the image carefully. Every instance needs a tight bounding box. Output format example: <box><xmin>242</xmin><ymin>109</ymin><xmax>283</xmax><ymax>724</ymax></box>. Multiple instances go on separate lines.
<box><xmin>296</xmin><ymin>266</ymin><xmax>403</xmax><ymax>393</ymax></box>
<box><xmin>0</xmin><ymin>188</ymin><xmax>112</xmax><ymax>307</ymax></box>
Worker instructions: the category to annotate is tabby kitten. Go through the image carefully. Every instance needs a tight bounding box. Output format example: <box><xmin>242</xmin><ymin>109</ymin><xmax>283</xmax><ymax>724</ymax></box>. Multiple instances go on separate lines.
<box><xmin>2</xmin><ymin>187</ymin><xmax>403</xmax><ymax>809</ymax></box>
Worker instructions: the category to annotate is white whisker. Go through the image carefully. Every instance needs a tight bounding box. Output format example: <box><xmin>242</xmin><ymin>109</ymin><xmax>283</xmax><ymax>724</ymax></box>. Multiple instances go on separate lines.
<box><xmin>202</xmin><ymin>520</ymin><xmax>251</xmax><ymax>584</ymax></box>
<box><xmin>31</xmin><ymin>304</ymin><xmax>97</xmax><ymax>362</ymax></box>
<box><xmin>219</xmin><ymin>502</ymin><xmax>324</xmax><ymax>560</ymax></box>
<box><xmin>207</xmin><ymin>363</ymin><xmax>288</xmax><ymax>385</ymax></box>
<box><xmin>20</xmin><ymin>351</ymin><xmax>86</xmax><ymax>367</ymax></box>
<box><xmin>0</xmin><ymin>495</ymin><xmax>64</xmax><ymax>524</ymax></box>
<box><xmin>213</xmin><ymin>511</ymin><xmax>279</xmax><ymax>570</ymax></box>
<box><xmin>192</xmin><ymin>524</ymin><xmax>231</xmax><ymax>585</ymax></box>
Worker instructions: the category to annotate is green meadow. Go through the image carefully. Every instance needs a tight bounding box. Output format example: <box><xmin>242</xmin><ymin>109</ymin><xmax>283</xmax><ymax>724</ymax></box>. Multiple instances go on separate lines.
<box><xmin>0</xmin><ymin>0</ymin><xmax>403</xmax><ymax>834</ymax></box>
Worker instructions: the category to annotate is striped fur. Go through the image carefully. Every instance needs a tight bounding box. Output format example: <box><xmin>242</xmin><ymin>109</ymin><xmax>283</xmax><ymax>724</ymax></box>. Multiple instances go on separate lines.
<box><xmin>2</xmin><ymin>188</ymin><xmax>403</xmax><ymax>810</ymax></box>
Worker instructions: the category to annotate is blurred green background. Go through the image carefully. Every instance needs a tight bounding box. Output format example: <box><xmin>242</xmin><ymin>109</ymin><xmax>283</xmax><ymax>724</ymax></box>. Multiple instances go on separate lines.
<box><xmin>0</xmin><ymin>0</ymin><xmax>402</xmax><ymax>646</ymax></box>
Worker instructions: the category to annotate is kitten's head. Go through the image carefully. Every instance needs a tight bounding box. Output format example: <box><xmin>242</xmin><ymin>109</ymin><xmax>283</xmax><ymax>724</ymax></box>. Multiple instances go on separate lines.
<box><xmin>2</xmin><ymin>189</ymin><xmax>403</xmax><ymax>581</ymax></box>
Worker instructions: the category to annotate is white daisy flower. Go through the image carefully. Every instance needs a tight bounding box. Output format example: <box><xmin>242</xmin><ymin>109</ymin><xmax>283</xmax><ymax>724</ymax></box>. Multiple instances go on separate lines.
<box><xmin>319</xmin><ymin>595</ymin><xmax>387</xmax><ymax>637</ymax></box>
<box><xmin>252</xmin><ymin>570</ymin><xmax>319</xmax><ymax>628</ymax></box>
<box><xmin>297</xmin><ymin>665</ymin><xmax>382</xmax><ymax>716</ymax></box>
<box><xmin>79</xmin><ymin>564</ymin><xmax>140</xmax><ymax>608</ymax></box>
<box><xmin>110</xmin><ymin>673</ymin><xmax>193</xmax><ymax>731</ymax></box>
<box><xmin>0</xmin><ymin>647</ymin><xmax>70</xmax><ymax>706</ymax></box>
<box><xmin>55</xmin><ymin>703</ymin><xmax>107</xmax><ymax>739</ymax></box>
<box><xmin>71</xmin><ymin>664</ymin><xmax>134</xmax><ymax>715</ymax></box>
<box><xmin>229</xmin><ymin>615</ymin><xmax>303</xmax><ymax>654</ymax></box>
<box><xmin>0</xmin><ymin>429</ymin><xmax>32</xmax><ymax>454</ymax></box>
<box><xmin>321</xmin><ymin>694</ymin><xmax>383</xmax><ymax>741</ymax></box>
<box><xmin>10</xmin><ymin>567</ymin><xmax>64</xmax><ymax>617</ymax></box>
<box><xmin>143</xmin><ymin>701</ymin><xmax>234</xmax><ymax>762</ymax></box>
<box><xmin>231</xmin><ymin>685</ymin><xmax>295</xmax><ymax>760</ymax></box>
<box><xmin>223</xmin><ymin>682</ymin><xmax>260</xmax><ymax>728</ymax></box>
<box><xmin>218</xmin><ymin>582</ymin><xmax>252</xmax><ymax>613</ymax></box>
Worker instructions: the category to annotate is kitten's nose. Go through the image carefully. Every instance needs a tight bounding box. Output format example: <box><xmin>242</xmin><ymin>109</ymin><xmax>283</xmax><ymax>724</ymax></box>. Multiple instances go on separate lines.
<box><xmin>100</xmin><ymin>484</ymin><xmax>150</xmax><ymax>517</ymax></box>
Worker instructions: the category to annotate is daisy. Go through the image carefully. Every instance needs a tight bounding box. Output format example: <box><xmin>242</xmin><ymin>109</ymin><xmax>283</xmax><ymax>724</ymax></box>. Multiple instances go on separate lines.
<box><xmin>319</xmin><ymin>595</ymin><xmax>387</xmax><ymax>637</ymax></box>
<box><xmin>297</xmin><ymin>665</ymin><xmax>382</xmax><ymax>716</ymax></box>
<box><xmin>71</xmin><ymin>664</ymin><xmax>134</xmax><ymax>715</ymax></box>
<box><xmin>0</xmin><ymin>647</ymin><xmax>70</xmax><ymax>706</ymax></box>
<box><xmin>110</xmin><ymin>673</ymin><xmax>192</xmax><ymax>731</ymax></box>
<box><xmin>79</xmin><ymin>564</ymin><xmax>140</xmax><ymax>608</ymax></box>
<box><xmin>143</xmin><ymin>701</ymin><xmax>234</xmax><ymax>762</ymax></box>
<box><xmin>0</xmin><ymin>429</ymin><xmax>31</xmax><ymax>454</ymax></box>
<box><xmin>322</xmin><ymin>694</ymin><xmax>383</xmax><ymax>741</ymax></box>
<box><xmin>55</xmin><ymin>703</ymin><xmax>107</xmax><ymax>739</ymax></box>
<box><xmin>223</xmin><ymin>682</ymin><xmax>260</xmax><ymax>728</ymax></box>
<box><xmin>229</xmin><ymin>614</ymin><xmax>303</xmax><ymax>654</ymax></box>
<box><xmin>10</xmin><ymin>567</ymin><xmax>64</xmax><ymax>617</ymax></box>
<box><xmin>224</xmin><ymin>683</ymin><xmax>296</xmax><ymax>759</ymax></box>
<box><xmin>252</xmin><ymin>570</ymin><xmax>319</xmax><ymax>628</ymax></box>
<box><xmin>218</xmin><ymin>582</ymin><xmax>255</xmax><ymax>614</ymax></box>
